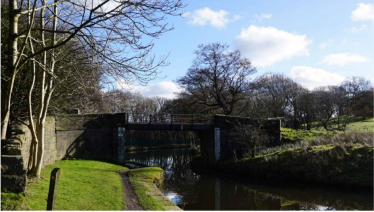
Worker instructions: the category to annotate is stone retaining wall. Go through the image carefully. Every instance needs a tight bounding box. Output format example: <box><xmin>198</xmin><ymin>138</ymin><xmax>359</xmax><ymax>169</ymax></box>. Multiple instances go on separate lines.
<box><xmin>1</xmin><ymin>117</ymin><xmax>56</xmax><ymax>193</ymax></box>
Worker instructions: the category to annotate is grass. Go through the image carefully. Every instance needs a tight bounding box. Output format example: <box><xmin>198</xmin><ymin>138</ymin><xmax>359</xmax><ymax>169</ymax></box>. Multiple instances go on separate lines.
<box><xmin>281</xmin><ymin>128</ymin><xmax>337</xmax><ymax>143</ymax></box>
<box><xmin>282</xmin><ymin>116</ymin><xmax>373</xmax><ymax>143</ymax></box>
<box><xmin>344</xmin><ymin>117</ymin><xmax>374</xmax><ymax>132</ymax></box>
<box><xmin>214</xmin><ymin>133</ymin><xmax>373</xmax><ymax>188</ymax></box>
<box><xmin>310</xmin><ymin>116</ymin><xmax>373</xmax><ymax>132</ymax></box>
<box><xmin>128</xmin><ymin>167</ymin><xmax>177</xmax><ymax>210</ymax></box>
<box><xmin>1</xmin><ymin>193</ymin><xmax>29</xmax><ymax>210</ymax></box>
<box><xmin>22</xmin><ymin>160</ymin><xmax>127</xmax><ymax>210</ymax></box>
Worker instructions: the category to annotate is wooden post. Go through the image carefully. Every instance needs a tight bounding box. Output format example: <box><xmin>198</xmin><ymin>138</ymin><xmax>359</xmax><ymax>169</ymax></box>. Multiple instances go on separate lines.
<box><xmin>47</xmin><ymin>168</ymin><xmax>60</xmax><ymax>210</ymax></box>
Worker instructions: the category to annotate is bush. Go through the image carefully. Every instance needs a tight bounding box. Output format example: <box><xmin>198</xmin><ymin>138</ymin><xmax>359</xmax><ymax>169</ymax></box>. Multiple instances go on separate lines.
<box><xmin>230</xmin><ymin>124</ymin><xmax>269</xmax><ymax>158</ymax></box>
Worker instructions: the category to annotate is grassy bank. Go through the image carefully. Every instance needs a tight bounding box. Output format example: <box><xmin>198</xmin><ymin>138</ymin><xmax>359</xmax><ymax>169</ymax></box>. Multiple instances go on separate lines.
<box><xmin>1</xmin><ymin>193</ymin><xmax>29</xmax><ymax>210</ymax></box>
<box><xmin>281</xmin><ymin>128</ymin><xmax>339</xmax><ymax>143</ymax></box>
<box><xmin>344</xmin><ymin>117</ymin><xmax>374</xmax><ymax>132</ymax></box>
<box><xmin>2</xmin><ymin>160</ymin><xmax>127</xmax><ymax>210</ymax></box>
<box><xmin>194</xmin><ymin>133</ymin><xmax>373</xmax><ymax>189</ymax></box>
<box><xmin>281</xmin><ymin>117</ymin><xmax>373</xmax><ymax>143</ymax></box>
<box><xmin>128</xmin><ymin>167</ymin><xmax>180</xmax><ymax>210</ymax></box>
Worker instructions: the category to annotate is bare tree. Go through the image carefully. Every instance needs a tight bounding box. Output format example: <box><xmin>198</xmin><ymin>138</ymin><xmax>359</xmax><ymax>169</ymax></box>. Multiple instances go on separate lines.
<box><xmin>341</xmin><ymin>76</ymin><xmax>371</xmax><ymax>106</ymax></box>
<box><xmin>253</xmin><ymin>74</ymin><xmax>295</xmax><ymax>119</ymax></box>
<box><xmin>2</xmin><ymin>0</ymin><xmax>184</xmax><ymax>178</ymax></box>
<box><xmin>154</xmin><ymin>96</ymin><xmax>168</xmax><ymax>113</ymax></box>
<box><xmin>2</xmin><ymin>0</ymin><xmax>184</xmax><ymax>140</ymax></box>
<box><xmin>328</xmin><ymin>85</ymin><xmax>348</xmax><ymax>130</ymax></box>
<box><xmin>253</xmin><ymin>73</ymin><xmax>307</xmax><ymax>129</ymax></box>
<box><xmin>177</xmin><ymin>43</ymin><xmax>256</xmax><ymax>115</ymax></box>
<box><xmin>313</xmin><ymin>86</ymin><xmax>339</xmax><ymax>131</ymax></box>
<box><xmin>298</xmin><ymin>90</ymin><xmax>316</xmax><ymax>130</ymax></box>
<box><xmin>341</xmin><ymin>76</ymin><xmax>372</xmax><ymax>119</ymax></box>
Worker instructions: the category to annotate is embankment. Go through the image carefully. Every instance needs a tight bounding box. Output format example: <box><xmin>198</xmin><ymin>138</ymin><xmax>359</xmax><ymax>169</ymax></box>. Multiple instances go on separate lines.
<box><xmin>128</xmin><ymin>167</ymin><xmax>182</xmax><ymax>210</ymax></box>
<box><xmin>192</xmin><ymin>134</ymin><xmax>373</xmax><ymax>190</ymax></box>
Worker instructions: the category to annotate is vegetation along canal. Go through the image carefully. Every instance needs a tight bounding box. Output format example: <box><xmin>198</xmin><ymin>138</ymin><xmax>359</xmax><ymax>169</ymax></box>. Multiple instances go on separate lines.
<box><xmin>125</xmin><ymin>148</ymin><xmax>373</xmax><ymax>210</ymax></box>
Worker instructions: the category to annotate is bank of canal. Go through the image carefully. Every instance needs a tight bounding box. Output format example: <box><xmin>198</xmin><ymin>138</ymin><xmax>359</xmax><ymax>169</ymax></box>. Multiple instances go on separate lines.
<box><xmin>125</xmin><ymin>148</ymin><xmax>373</xmax><ymax>210</ymax></box>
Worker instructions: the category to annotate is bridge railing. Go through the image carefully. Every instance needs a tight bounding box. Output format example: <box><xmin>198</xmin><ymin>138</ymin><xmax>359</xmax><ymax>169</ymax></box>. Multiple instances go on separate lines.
<box><xmin>125</xmin><ymin>114</ymin><xmax>213</xmax><ymax>125</ymax></box>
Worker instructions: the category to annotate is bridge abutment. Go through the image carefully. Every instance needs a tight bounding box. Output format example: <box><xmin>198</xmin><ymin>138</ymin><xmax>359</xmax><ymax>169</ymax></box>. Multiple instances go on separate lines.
<box><xmin>199</xmin><ymin>115</ymin><xmax>282</xmax><ymax>166</ymax></box>
<box><xmin>112</xmin><ymin>127</ymin><xmax>126</xmax><ymax>163</ymax></box>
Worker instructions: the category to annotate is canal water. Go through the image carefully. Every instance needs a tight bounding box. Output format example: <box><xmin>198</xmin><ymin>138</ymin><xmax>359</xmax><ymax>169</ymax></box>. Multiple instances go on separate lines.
<box><xmin>124</xmin><ymin>148</ymin><xmax>373</xmax><ymax>210</ymax></box>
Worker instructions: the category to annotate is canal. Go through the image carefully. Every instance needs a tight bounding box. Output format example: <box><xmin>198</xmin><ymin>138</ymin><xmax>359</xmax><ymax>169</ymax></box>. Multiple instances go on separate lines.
<box><xmin>125</xmin><ymin>148</ymin><xmax>373</xmax><ymax>210</ymax></box>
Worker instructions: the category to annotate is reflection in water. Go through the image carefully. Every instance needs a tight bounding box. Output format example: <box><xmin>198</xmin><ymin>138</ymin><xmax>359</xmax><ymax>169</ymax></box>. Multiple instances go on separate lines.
<box><xmin>125</xmin><ymin>148</ymin><xmax>373</xmax><ymax>210</ymax></box>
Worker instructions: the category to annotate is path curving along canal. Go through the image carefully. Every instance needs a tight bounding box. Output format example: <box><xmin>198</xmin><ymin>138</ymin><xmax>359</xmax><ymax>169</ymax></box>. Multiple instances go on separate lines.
<box><xmin>125</xmin><ymin>148</ymin><xmax>373</xmax><ymax>210</ymax></box>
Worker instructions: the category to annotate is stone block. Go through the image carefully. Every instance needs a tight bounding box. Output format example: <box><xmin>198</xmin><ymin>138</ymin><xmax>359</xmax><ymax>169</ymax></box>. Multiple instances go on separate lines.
<box><xmin>9</xmin><ymin>125</ymin><xmax>24</xmax><ymax>134</ymax></box>
<box><xmin>2</xmin><ymin>146</ymin><xmax>22</xmax><ymax>155</ymax></box>
<box><xmin>1</xmin><ymin>175</ymin><xmax>26</xmax><ymax>193</ymax></box>
<box><xmin>2</xmin><ymin>138</ymin><xmax>22</xmax><ymax>146</ymax></box>
<box><xmin>1</xmin><ymin>163</ymin><xmax>26</xmax><ymax>175</ymax></box>
<box><xmin>1</xmin><ymin>155</ymin><xmax>24</xmax><ymax>165</ymax></box>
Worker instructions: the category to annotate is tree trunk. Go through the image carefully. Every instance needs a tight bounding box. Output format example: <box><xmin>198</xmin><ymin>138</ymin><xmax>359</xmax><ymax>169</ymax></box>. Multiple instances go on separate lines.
<box><xmin>2</xmin><ymin>0</ymin><xmax>20</xmax><ymax>139</ymax></box>
<box><xmin>29</xmin><ymin>0</ymin><xmax>48</xmax><ymax>178</ymax></box>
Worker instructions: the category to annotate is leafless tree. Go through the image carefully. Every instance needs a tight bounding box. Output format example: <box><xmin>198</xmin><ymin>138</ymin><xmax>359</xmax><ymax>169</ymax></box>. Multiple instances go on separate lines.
<box><xmin>313</xmin><ymin>86</ymin><xmax>339</xmax><ymax>131</ymax></box>
<box><xmin>341</xmin><ymin>76</ymin><xmax>371</xmax><ymax>106</ymax></box>
<box><xmin>2</xmin><ymin>0</ymin><xmax>184</xmax><ymax>178</ymax></box>
<box><xmin>2</xmin><ymin>0</ymin><xmax>184</xmax><ymax>138</ymax></box>
<box><xmin>253</xmin><ymin>74</ymin><xmax>293</xmax><ymax>118</ymax></box>
<box><xmin>328</xmin><ymin>85</ymin><xmax>348</xmax><ymax>130</ymax></box>
<box><xmin>154</xmin><ymin>96</ymin><xmax>167</xmax><ymax>113</ymax></box>
<box><xmin>298</xmin><ymin>90</ymin><xmax>316</xmax><ymax>130</ymax></box>
<box><xmin>253</xmin><ymin>73</ymin><xmax>308</xmax><ymax>128</ymax></box>
<box><xmin>177</xmin><ymin>43</ymin><xmax>256</xmax><ymax>115</ymax></box>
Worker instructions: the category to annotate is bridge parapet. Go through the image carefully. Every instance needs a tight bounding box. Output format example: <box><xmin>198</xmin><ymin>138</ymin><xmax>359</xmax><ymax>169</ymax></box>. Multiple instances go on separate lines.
<box><xmin>125</xmin><ymin>113</ymin><xmax>213</xmax><ymax>125</ymax></box>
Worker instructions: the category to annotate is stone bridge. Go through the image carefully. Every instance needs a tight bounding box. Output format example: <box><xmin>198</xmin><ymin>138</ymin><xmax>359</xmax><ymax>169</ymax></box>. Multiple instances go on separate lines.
<box><xmin>56</xmin><ymin>113</ymin><xmax>281</xmax><ymax>166</ymax></box>
<box><xmin>2</xmin><ymin>113</ymin><xmax>281</xmax><ymax>193</ymax></box>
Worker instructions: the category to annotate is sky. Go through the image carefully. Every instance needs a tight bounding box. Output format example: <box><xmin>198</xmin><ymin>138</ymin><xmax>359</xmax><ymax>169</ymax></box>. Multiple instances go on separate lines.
<box><xmin>115</xmin><ymin>0</ymin><xmax>374</xmax><ymax>99</ymax></box>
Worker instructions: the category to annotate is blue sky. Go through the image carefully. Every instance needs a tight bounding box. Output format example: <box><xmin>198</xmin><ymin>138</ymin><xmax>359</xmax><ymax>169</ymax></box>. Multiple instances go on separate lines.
<box><xmin>116</xmin><ymin>0</ymin><xmax>374</xmax><ymax>98</ymax></box>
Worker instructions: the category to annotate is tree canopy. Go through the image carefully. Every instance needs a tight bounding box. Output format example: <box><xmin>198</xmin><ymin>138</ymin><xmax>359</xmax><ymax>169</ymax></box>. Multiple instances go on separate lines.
<box><xmin>177</xmin><ymin>43</ymin><xmax>256</xmax><ymax>115</ymax></box>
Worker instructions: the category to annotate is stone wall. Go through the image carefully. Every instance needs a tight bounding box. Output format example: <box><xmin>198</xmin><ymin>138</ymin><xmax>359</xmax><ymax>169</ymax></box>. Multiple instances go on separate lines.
<box><xmin>1</xmin><ymin>117</ymin><xmax>56</xmax><ymax>193</ymax></box>
<box><xmin>1</xmin><ymin>126</ymin><xmax>27</xmax><ymax>193</ymax></box>
<box><xmin>55</xmin><ymin>114</ymin><xmax>126</xmax><ymax>162</ymax></box>
<box><xmin>21</xmin><ymin>117</ymin><xmax>57</xmax><ymax>169</ymax></box>
<box><xmin>56</xmin><ymin>128</ymin><xmax>113</xmax><ymax>161</ymax></box>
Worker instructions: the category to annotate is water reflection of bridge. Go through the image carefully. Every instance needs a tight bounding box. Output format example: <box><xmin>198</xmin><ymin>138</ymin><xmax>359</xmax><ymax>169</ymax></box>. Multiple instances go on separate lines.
<box><xmin>125</xmin><ymin>148</ymin><xmax>373</xmax><ymax>210</ymax></box>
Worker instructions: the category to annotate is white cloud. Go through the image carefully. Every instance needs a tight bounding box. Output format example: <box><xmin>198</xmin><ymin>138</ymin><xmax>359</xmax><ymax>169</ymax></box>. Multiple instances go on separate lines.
<box><xmin>321</xmin><ymin>53</ymin><xmax>369</xmax><ymax>66</ymax></box>
<box><xmin>351</xmin><ymin>3</ymin><xmax>374</xmax><ymax>21</ymax></box>
<box><xmin>351</xmin><ymin>24</ymin><xmax>367</xmax><ymax>32</ymax></box>
<box><xmin>116</xmin><ymin>81</ymin><xmax>184</xmax><ymax>99</ymax></box>
<box><xmin>234</xmin><ymin>25</ymin><xmax>312</xmax><ymax>67</ymax></box>
<box><xmin>187</xmin><ymin>7</ymin><xmax>241</xmax><ymax>28</ymax></box>
<box><xmin>290</xmin><ymin>66</ymin><xmax>346</xmax><ymax>90</ymax></box>
<box><xmin>319</xmin><ymin>43</ymin><xmax>328</xmax><ymax>49</ymax></box>
<box><xmin>181</xmin><ymin>12</ymin><xmax>191</xmax><ymax>18</ymax></box>
<box><xmin>254</xmin><ymin>13</ymin><xmax>272</xmax><ymax>20</ymax></box>
<box><xmin>319</xmin><ymin>39</ymin><xmax>334</xmax><ymax>50</ymax></box>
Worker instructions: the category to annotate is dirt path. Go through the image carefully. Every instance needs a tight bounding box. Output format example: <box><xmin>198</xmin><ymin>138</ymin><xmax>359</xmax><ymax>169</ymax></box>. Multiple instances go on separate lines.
<box><xmin>120</xmin><ymin>170</ymin><xmax>143</xmax><ymax>211</ymax></box>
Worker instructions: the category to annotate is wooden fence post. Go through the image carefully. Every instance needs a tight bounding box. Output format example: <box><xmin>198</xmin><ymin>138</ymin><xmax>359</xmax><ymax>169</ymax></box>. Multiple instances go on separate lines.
<box><xmin>46</xmin><ymin>168</ymin><xmax>60</xmax><ymax>210</ymax></box>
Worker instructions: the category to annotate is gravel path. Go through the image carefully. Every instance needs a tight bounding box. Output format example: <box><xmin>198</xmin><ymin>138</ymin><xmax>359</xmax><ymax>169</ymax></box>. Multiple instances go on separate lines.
<box><xmin>120</xmin><ymin>170</ymin><xmax>143</xmax><ymax>210</ymax></box>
